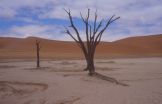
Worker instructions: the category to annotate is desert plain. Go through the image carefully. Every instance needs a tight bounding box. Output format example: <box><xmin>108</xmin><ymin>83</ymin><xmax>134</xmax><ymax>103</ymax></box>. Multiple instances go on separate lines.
<box><xmin>0</xmin><ymin>35</ymin><xmax>162</xmax><ymax>104</ymax></box>
<box><xmin>0</xmin><ymin>58</ymin><xmax>162</xmax><ymax>104</ymax></box>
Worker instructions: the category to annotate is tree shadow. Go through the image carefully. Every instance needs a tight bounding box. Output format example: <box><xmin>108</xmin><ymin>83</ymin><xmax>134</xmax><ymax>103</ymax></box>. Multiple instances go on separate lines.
<box><xmin>91</xmin><ymin>72</ymin><xmax>129</xmax><ymax>86</ymax></box>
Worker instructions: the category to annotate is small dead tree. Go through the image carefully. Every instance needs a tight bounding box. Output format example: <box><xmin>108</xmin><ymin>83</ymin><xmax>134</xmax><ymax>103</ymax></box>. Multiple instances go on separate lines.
<box><xmin>64</xmin><ymin>9</ymin><xmax>120</xmax><ymax>75</ymax></box>
<box><xmin>36</xmin><ymin>40</ymin><xmax>41</xmax><ymax>68</ymax></box>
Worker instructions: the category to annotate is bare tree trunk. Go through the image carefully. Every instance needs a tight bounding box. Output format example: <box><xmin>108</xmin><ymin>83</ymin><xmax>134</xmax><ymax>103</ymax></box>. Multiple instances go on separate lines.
<box><xmin>88</xmin><ymin>57</ymin><xmax>95</xmax><ymax>75</ymax></box>
<box><xmin>36</xmin><ymin>45</ymin><xmax>40</xmax><ymax>67</ymax></box>
<box><xmin>36</xmin><ymin>40</ymin><xmax>41</xmax><ymax>68</ymax></box>
<box><xmin>83</xmin><ymin>55</ymin><xmax>89</xmax><ymax>71</ymax></box>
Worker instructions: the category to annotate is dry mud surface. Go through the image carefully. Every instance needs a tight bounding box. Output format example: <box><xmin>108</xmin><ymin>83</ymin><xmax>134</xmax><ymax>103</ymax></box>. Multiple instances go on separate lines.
<box><xmin>0</xmin><ymin>58</ymin><xmax>162</xmax><ymax>104</ymax></box>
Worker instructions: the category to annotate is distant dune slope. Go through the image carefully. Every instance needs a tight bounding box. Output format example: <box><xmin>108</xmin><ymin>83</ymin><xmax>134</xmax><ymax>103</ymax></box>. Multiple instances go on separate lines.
<box><xmin>0</xmin><ymin>34</ymin><xmax>162</xmax><ymax>59</ymax></box>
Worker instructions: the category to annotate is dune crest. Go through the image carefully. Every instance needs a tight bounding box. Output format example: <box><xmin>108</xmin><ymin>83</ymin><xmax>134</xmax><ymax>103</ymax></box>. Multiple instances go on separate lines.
<box><xmin>0</xmin><ymin>34</ymin><xmax>162</xmax><ymax>59</ymax></box>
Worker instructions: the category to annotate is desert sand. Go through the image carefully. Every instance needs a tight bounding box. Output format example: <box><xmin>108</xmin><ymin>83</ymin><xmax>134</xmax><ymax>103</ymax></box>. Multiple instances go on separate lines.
<box><xmin>0</xmin><ymin>34</ymin><xmax>162</xmax><ymax>104</ymax></box>
<box><xmin>0</xmin><ymin>34</ymin><xmax>162</xmax><ymax>59</ymax></box>
<box><xmin>0</xmin><ymin>58</ymin><xmax>162</xmax><ymax>104</ymax></box>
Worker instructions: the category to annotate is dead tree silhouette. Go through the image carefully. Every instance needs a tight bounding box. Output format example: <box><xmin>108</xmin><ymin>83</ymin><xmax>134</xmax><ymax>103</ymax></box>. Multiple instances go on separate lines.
<box><xmin>64</xmin><ymin>9</ymin><xmax>128</xmax><ymax>86</ymax></box>
<box><xmin>36</xmin><ymin>40</ymin><xmax>41</xmax><ymax>68</ymax></box>
<box><xmin>64</xmin><ymin>9</ymin><xmax>119</xmax><ymax>75</ymax></box>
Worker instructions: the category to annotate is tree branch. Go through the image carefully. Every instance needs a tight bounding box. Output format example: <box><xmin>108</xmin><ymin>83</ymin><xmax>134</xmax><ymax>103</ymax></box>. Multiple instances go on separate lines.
<box><xmin>64</xmin><ymin>9</ymin><xmax>89</xmax><ymax>58</ymax></box>
<box><xmin>94</xmin><ymin>15</ymin><xmax>120</xmax><ymax>45</ymax></box>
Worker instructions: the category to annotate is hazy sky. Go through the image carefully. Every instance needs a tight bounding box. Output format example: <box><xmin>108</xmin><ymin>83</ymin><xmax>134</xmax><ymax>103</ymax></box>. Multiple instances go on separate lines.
<box><xmin>0</xmin><ymin>0</ymin><xmax>162</xmax><ymax>41</ymax></box>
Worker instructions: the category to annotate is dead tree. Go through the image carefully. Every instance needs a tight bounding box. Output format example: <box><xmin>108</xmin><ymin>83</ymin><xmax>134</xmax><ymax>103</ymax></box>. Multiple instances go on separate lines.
<box><xmin>64</xmin><ymin>9</ymin><xmax>120</xmax><ymax>75</ymax></box>
<box><xmin>36</xmin><ymin>40</ymin><xmax>41</xmax><ymax>68</ymax></box>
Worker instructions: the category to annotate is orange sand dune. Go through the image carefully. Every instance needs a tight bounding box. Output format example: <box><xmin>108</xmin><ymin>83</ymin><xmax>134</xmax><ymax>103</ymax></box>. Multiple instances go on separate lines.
<box><xmin>0</xmin><ymin>34</ymin><xmax>162</xmax><ymax>59</ymax></box>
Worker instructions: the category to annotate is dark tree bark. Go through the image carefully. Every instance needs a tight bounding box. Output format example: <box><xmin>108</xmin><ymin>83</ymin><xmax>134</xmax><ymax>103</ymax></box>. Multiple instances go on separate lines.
<box><xmin>36</xmin><ymin>40</ymin><xmax>41</xmax><ymax>68</ymax></box>
<box><xmin>64</xmin><ymin>9</ymin><xmax>120</xmax><ymax>75</ymax></box>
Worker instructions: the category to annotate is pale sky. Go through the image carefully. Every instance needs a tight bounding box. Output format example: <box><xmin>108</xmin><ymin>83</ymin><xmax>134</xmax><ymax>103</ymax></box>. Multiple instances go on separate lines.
<box><xmin>0</xmin><ymin>0</ymin><xmax>162</xmax><ymax>41</ymax></box>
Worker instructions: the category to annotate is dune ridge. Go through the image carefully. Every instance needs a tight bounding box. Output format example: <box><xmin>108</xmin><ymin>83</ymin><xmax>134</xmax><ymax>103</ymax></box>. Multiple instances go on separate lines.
<box><xmin>0</xmin><ymin>34</ymin><xmax>162</xmax><ymax>59</ymax></box>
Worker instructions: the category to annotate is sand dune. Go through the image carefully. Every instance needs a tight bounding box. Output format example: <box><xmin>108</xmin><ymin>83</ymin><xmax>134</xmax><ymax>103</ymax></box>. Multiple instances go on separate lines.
<box><xmin>0</xmin><ymin>34</ymin><xmax>162</xmax><ymax>59</ymax></box>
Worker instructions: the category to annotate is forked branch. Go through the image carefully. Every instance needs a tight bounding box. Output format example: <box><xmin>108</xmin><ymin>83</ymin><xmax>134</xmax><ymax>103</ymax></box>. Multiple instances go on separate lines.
<box><xmin>64</xmin><ymin>8</ymin><xmax>120</xmax><ymax>76</ymax></box>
